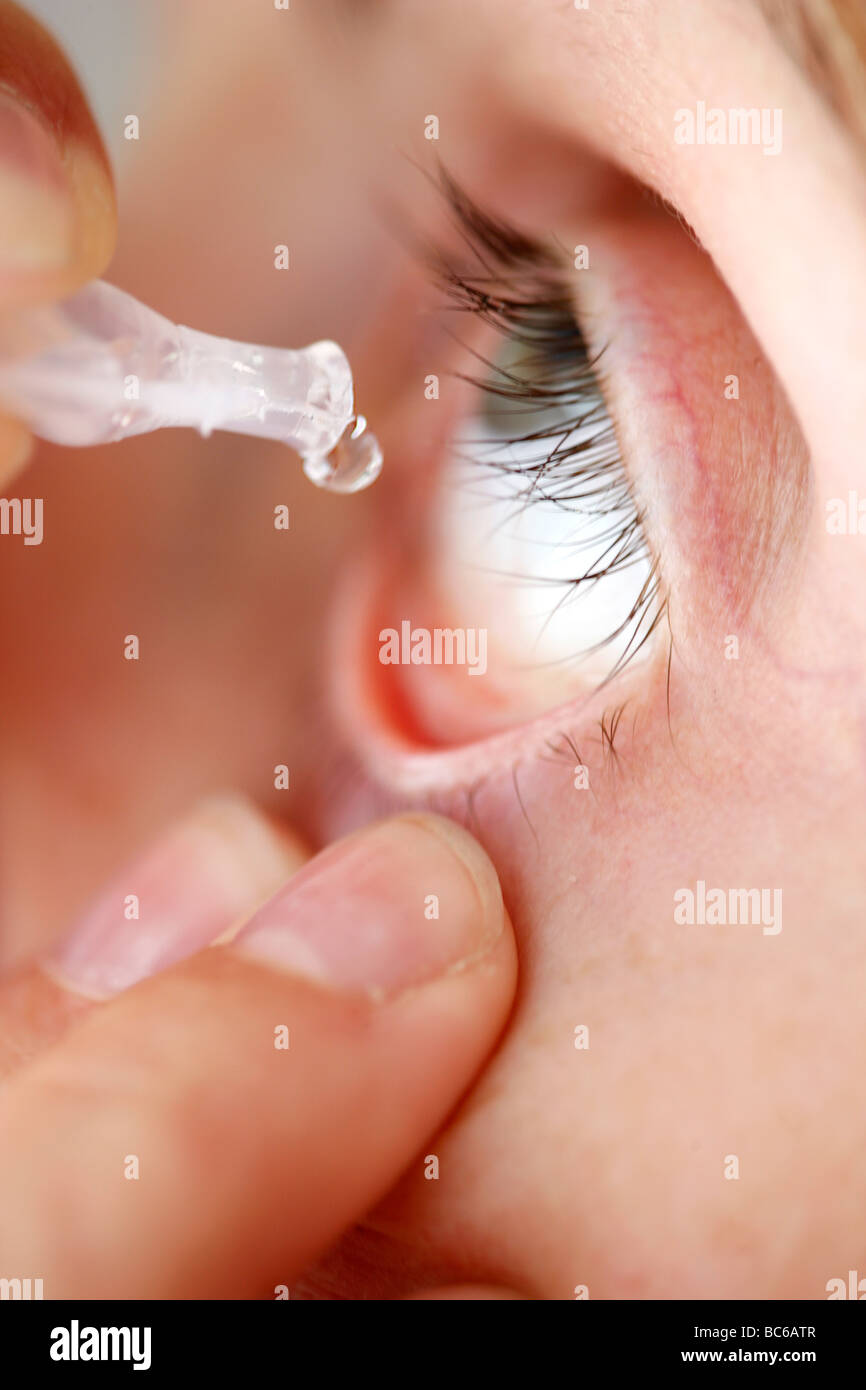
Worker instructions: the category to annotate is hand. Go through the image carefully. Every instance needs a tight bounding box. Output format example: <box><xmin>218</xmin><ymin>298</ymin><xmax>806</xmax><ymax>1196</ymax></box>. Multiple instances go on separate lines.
<box><xmin>0</xmin><ymin>0</ymin><xmax>116</xmax><ymax>488</ymax></box>
<box><xmin>0</xmin><ymin>803</ymin><xmax>518</xmax><ymax>1298</ymax></box>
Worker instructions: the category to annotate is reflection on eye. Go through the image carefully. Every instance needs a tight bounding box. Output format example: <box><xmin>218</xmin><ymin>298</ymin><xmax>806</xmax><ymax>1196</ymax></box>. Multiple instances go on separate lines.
<box><xmin>427</xmin><ymin>173</ymin><xmax>665</xmax><ymax>685</ymax></box>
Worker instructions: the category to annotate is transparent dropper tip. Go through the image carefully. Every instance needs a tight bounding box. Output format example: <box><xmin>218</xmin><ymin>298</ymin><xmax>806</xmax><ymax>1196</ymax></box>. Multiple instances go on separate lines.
<box><xmin>303</xmin><ymin>414</ymin><xmax>383</xmax><ymax>494</ymax></box>
<box><xmin>0</xmin><ymin>279</ymin><xmax>384</xmax><ymax>494</ymax></box>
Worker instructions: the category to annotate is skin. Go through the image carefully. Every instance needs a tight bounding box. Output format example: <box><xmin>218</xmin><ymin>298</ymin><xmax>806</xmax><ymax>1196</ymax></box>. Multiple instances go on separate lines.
<box><xmin>1</xmin><ymin>0</ymin><xmax>865</xmax><ymax>1298</ymax></box>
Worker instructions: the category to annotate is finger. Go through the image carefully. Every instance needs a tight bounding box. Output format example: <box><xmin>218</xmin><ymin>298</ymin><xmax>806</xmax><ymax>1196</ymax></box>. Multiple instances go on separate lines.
<box><xmin>0</xmin><ymin>814</ymin><xmax>517</xmax><ymax>1297</ymax></box>
<box><xmin>0</xmin><ymin>1</ymin><xmax>118</xmax><ymax>482</ymax></box>
<box><xmin>0</xmin><ymin>0</ymin><xmax>117</xmax><ymax>308</ymax></box>
<box><xmin>0</xmin><ymin>796</ymin><xmax>308</xmax><ymax>1078</ymax></box>
<box><xmin>0</xmin><ymin>412</ymin><xmax>31</xmax><ymax>487</ymax></box>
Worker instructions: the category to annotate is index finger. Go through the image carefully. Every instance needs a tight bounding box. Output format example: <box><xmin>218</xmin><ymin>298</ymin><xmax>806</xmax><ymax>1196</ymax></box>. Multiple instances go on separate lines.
<box><xmin>0</xmin><ymin>1</ymin><xmax>117</xmax><ymax>482</ymax></box>
<box><xmin>0</xmin><ymin>0</ymin><xmax>117</xmax><ymax>309</ymax></box>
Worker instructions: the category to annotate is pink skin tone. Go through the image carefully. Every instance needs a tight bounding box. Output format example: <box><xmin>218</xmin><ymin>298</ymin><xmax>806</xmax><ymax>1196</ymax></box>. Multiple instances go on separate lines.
<box><xmin>1</xmin><ymin>0</ymin><xmax>865</xmax><ymax>1297</ymax></box>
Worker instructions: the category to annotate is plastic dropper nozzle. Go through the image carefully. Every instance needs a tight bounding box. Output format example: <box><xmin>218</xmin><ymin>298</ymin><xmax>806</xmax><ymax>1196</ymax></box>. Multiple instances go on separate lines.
<box><xmin>0</xmin><ymin>279</ymin><xmax>383</xmax><ymax>493</ymax></box>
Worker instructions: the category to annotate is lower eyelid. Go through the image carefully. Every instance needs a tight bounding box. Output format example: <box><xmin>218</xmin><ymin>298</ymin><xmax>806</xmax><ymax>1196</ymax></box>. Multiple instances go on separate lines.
<box><xmin>326</xmin><ymin>540</ymin><xmax>670</xmax><ymax>798</ymax></box>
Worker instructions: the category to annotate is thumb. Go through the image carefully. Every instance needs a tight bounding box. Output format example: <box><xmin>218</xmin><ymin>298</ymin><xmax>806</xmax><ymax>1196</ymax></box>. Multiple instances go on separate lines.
<box><xmin>0</xmin><ymin>0</ymin><xmax>117</xmax><ymax>483</ymax></box>
<box><xmin>0</xmin><ymin>814</ymin><xmax>517</xmax><ymax>1297</ymax></box>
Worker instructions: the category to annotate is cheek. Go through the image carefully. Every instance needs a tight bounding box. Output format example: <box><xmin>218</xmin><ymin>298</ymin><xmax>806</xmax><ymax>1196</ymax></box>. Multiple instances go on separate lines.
<box><xmin>305</xmin><ymin>737</ymin><xmax>866</xmax><ymax>1300</ymax></box>
<box><xmin>310</xmin><ymin>614</ymin><xmax>866</xmax><ymax>1297</ymax></box>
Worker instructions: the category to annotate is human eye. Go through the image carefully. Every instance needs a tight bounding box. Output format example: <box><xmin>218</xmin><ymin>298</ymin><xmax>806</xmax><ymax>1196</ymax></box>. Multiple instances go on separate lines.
<box><xmin>425</xmin><ymin>173</ymin><xmax>663</xmax><ymax>690</ymax></box>
<box><xmin>330</xmin><ymin>141</ymin><xmax>812</xmax><ymax>790</ymax></box>
<box><xmin>335</xmin><ymin>170</ymin><xmax>670</xmax><ymax>766</ymax></box>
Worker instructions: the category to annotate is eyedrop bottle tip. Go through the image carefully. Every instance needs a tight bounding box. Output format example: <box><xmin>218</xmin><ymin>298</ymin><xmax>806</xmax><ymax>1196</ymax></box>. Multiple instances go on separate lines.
<box><xmin>0</xmin><ymin>278</ymin><xmax>385</xmax><ymax>494</ymax></box>
<box><xmin>302</xmin><ymin>414</ymin><xmax>383</xmax><ymax>494</ymax></box>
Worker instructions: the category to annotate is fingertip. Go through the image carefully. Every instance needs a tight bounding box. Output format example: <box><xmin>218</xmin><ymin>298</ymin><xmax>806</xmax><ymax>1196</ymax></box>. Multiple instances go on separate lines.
<box><xmin>233</xmin><ymin>812</ymin><xmax>512</xmax><ymax>1000</ymax></box>
<box><xmin>63</xmin><ymin>137</ymin><xmax>118</xmax><ymax>289</ymax></box>
<box><xmin>44</xmin><ymin>794</ymin><xmax>307</xmax><ymax>1002</ymax></box>
<box><xmin>0</xmin><ymin>4</ymin><xmax>117</xmax><ymax>306</ymax></box>
<box><xmin>0</xmin><ymin>411</ymin><xmax>33</xmax><ymax>485</ymax></box>
<box><xmin>398</xmin><ymin>812</ymin><xmax>506</xmax><ymax>933</ymax></box>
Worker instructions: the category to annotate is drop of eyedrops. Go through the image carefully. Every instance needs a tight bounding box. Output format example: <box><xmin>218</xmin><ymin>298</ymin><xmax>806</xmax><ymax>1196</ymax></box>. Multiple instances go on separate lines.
<box><xmin>302</xmin><ymin>414</ymin><xmax>383</xmax><ymax>493</ymax></box>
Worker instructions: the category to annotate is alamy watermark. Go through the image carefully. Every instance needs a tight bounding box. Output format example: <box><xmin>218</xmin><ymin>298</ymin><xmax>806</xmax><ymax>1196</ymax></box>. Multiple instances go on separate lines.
<box><xmin>0</xmin><ymin>497</ymin><xmax>42</xmax><ymax>545</ymax></box>
<box><xmin>826</xmin><ymin>491</ymin><xmax>866</xmax><ymax>535</ymax></box>
<box><xmin>379</xmin><ymin>621</ymin><xmax>487</xmax><ymax>676</ymax></box>
<box><xmin>826</xmin><ymin>1270</ymin><xmax>866</xmax><ymax>1299</ymax></box>
<box><xmin>674</xmin><ymin>880</ymin><xmax>782</xmax><ymax>935</ymax></box>
<box><xmin>50</xmin><ymin>1320</ymin><xmax>152</xmax><ymax>1371</ymax></box>
<box><xmin>674</xmin><ymin>102</ymin><xmax>783</xmax><ymax>156</ymax></box>
<box><xmin>1</xmin><ymin>1275</ymin><xmax>43</xmax><ymax>1299</ymax></box>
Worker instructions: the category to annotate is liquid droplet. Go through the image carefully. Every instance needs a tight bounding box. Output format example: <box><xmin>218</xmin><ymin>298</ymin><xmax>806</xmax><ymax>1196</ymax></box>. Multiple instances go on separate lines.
<box><xmin>302</xmin><ymin>414</ymin><xmax>383</xmax><ymax>493</ymax></box>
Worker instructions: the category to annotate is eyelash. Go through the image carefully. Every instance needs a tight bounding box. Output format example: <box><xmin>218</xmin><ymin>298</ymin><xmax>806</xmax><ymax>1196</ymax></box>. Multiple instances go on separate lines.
<box><xmin>424</xmin><ymin>167</ymin><xmax>666</xmax><ymax>684</ymax></box>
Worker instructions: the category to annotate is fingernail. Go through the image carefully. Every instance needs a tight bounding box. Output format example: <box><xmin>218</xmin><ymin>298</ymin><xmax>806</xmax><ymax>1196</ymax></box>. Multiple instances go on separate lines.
<box><xmin>0</xmin><ymin>86</ymin><xmax>73</xmax><ymax>269</ymax></box>
<box><xmin>45</xmin><ymin>797</ymin><xmax>304</xmax><ymax>999</ymax></box>
<box><xmin>233</xmin><ymin>813</ymin><xmax>504</xmax><ymax>998</ymax></box>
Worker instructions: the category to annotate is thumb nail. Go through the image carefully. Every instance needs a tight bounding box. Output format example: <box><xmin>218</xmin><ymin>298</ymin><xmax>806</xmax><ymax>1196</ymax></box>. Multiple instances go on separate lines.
<box><xmin>233</xmin><ymin>813</ymin><xmax>505</xmax><ymax>1000</ymax></box>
